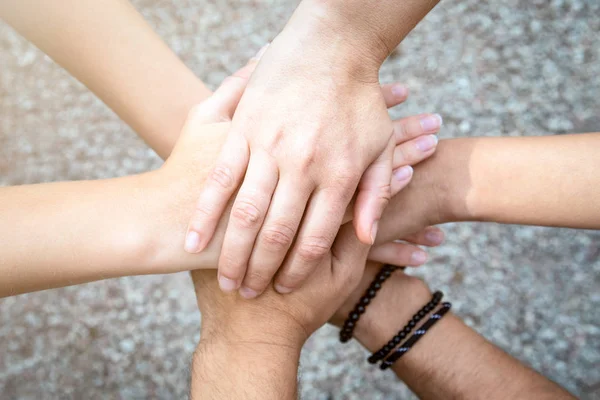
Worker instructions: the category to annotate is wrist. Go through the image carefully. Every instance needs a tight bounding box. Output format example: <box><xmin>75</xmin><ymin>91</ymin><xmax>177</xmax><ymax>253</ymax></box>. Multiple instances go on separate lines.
<box><xmin>200</xmin><ymin>301</ymin><xmax>309</xmax><ymax>351</ymax></box>
<box><xmin>279</xmin><ymin>1</ymin><xmax>384</xmax><ymax>82</ymax></box>
<box><xmin>353</xmin><ymin>274</ymin><xmax>433</xmax><ymax>353</ymax></box>
<box><xmin>133</xmin><ymin>168</ymin><xmax>224</xmax><ymax>274</ymax></box>
<box><xmin>424</xmin><ymin>138</ymin><xmax>477</xmax><ymax>224</ymax></box>
<box><xmin>193</xmin><ymin>334</ymin><xmax>301</xmax><ymax>400</ymax></box>
<box><xmin>104</xmin><ymin>173</ymin><xmax>168</xmax><ymax>276</ymax></box>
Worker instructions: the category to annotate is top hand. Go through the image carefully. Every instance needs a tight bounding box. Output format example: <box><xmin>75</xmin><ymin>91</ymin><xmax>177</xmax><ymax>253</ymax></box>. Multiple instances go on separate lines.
<box><xmin>186</xmin><ymin>35</ymin><xmax>441</xmax><ymax>297</ymax></box>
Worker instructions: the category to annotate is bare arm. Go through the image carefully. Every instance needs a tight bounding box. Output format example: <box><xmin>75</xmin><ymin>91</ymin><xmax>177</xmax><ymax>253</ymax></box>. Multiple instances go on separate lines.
<box><xmin>458</xmin><ymin>134</ymin><xmax>600</xmax><ymax>228</ymax></box>
<box><xmin>332</xmin><ymin>266</ymin><xmax>576</xmax><ymax>400</ymax></box>
<box><xmin>0</xmin><ymin>0</ymin><xmax>211</xmax><ymax>158</ymax></box>
<box><xmin>0</xmin><ymin>57</ymin><xmax>439</xmax><ymax>298</ymax></box>
<box><xmin>192</xmin><ymin>328</ymin><xmax>301</xmax><ymax>399</ymax></box>
<box><xmin>372</xmin><ymin>133</ymin><xmax>600</xmax><ymax>250</ymax></box>
<box><xmin>184</xmin><ymin>0</ymin><xmax>444</xmax><ymax>297</ymax></box>
<box><xmin>289</xmin><ymin>0</ymin><xmax>442</xmax><ymax>67</ymax></box>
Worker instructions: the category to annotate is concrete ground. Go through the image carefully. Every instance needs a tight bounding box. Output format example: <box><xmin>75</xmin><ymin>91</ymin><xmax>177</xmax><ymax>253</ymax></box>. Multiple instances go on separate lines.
<box><xmin>1</xmin><ymin>0</ymin><xmax>599</xmax><ymax>398</ymax></box>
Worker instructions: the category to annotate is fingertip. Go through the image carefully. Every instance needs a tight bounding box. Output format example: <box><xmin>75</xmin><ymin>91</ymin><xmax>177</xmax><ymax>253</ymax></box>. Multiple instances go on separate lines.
<box><xmin>218</xmin><ymin>274</ymin><xmax>239</xmax><ymax>293</ymax></box>
<box><xmin>357</xmin><ymin>224</ymin><xmax>375</xmax><ymax>245</ymax></box>
<box><xmin>393</xmin><ymin>165</ymin><xmax>413</xmax><ymax>182</ymax></box>
<box><xmin>184</xmin><ymin>230</ymin><xmax>203</xmax><ymax>253</ymax></box>
<box><xmin>274</xmin><ymin>284</ymin><xmax>293</xmax><ymax>294</ymax></box>
<box><xmin>410</xmin><ymin>250</ymin><xmax>428</xmax><ymax>265</ymax></box>
<box><xmin>391</xmin><ymin>84</ymin><xmax>408</xmax><ymax>101</ymax></box>
<box><xmin>419</xmin><ymin>114</ymin><xmax>443</xmax><ymax>134</ymax></box>
<box><xmin>424</xmin><ymin>227</ymin><xmax>445</xmax><ymax>245</ymax></box>
<box><xmin>239</xmin><ymin>286</ymin><xmax>259</xmax><ymax>299</ymax></box>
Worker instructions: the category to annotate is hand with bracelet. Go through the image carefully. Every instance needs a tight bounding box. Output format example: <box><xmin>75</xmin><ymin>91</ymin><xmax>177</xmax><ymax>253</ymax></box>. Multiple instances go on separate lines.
<box><xmin>192</xmin><ymin>262</ymin><xmax>575</xmax><ymax>399</ymax></box>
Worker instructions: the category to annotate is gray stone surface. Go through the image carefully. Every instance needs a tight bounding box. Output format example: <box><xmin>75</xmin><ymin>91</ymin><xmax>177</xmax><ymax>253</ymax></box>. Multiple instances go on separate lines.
<box><xmin>1</xmin><ymin>0</ymin><xmax>599</xmax><ymax>398</ymax></box>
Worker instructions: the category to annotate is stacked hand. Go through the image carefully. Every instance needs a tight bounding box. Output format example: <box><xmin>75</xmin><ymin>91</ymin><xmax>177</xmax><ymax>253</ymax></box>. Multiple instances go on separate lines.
<box><xmin>184</xmin><ymin>45</ymin><xmax>443</xmax><ymax>298</ymax></box>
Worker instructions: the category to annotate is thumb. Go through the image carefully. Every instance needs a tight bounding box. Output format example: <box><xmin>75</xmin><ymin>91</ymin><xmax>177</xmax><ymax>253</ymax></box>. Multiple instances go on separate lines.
<box><xmin>331</xmin><ymin>223</ymin><xmax>371</xmax><ymax>286</ymax></box>
<box><xmin>353</xmin><ymin>138</ymin><xmax>394</xmax><ymax>244</ymax></box>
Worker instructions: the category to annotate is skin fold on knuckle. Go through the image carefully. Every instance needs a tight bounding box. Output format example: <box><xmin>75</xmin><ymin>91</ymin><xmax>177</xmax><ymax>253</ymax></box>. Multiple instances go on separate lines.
<box><xmin>394</xmin><ymin>146</ymin><xmax>411</xmax><ymax>167</ymax></box>
<box><xmin>296</xmin><ymin>236</ymin><xmax>331</xmax><ymax>263</ymax></box>
<box><xmin>376</xmin><ymin>183</ymin><xmax>392</xmax><ymax>203</ymax></box>
<box><xmin>394</xmin><ymin>119</ymin><xmax>411</xmax><ymax>142</ymax></box>
<box><xmin>231</xmin><ymin>198</ymin><xmax>262</xmax><ymax>228</ymax></box>
<box><xmin>260</xmin><ymin>222</ymin><xmax>295</xmax><ymax>252</ymax></box>
<box><xmin>242</xmin><ymin>270</ymin><xmax>271</xmax><ymax>292</ymax></box>
<box><xmin>209</xmin><ymin>165</ymin><xmax>235</xmax><ymax>190</ymax></box>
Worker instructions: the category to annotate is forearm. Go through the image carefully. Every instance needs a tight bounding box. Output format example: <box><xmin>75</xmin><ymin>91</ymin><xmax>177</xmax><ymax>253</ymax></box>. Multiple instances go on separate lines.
<box><xmin>430</xmin><ymin>134</ymin><xmax>600</xmax><ymax>229</ymax></box>
<box><xmin>287</xmin><ymin>0</ymin><xmax>441</xmax><ymax>68</ymax></box>
<box><xmin>191</xmin><ymin>300</ymin><xmax>305</xmax><ymax>400</ymax></box>
<box><xmin>191</xmin><ymin>340</ymin><xmax>300</xmax><ymax>400</ymax></box>
<box><xmin>349</xmin><ymin>272</ymin><xmax>574</xmax><ymax>399</ymax></box>
<box><xmin>462</xmin><ymin>133</ymin><xmax>600</xmax><ymax>228</ymax></box>
<box><xmin>0</xmin><ymin>174</ymin><xmax>159</xmax><ymax>297</ymax></box>
<box><xmin>377</xmin><ymin>133</ymin><xmax>600</xmax><ymax>245</ymax></box>
<box><xmin>0</xmin><ymin>123</ymin><xmax>234</xmax><ymax>297</ymax></box>
<box><xmin>0</xmin><ymin>0</ymin><xmax>211</xmax><ymax>158</ymax></box>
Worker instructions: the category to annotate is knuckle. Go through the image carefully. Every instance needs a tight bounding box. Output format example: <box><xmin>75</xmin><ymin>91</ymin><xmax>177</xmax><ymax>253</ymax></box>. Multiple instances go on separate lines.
<box><xmin>243</xmin><ymin>270</ymin><xmax>271</xmax><ymax>290</ymax></box>
<box><xmin>394</xmin><ymin>120</ymin><xmax>409</xmax><ymax>142</ymax></box>
<box><xmin>209</xmin><ymin>165</ymin><xmax>235</xmax><ymax>190</ymax></box>
<box><xmin>231</xmin><ymin>199</ymin><xmax>262</xmax><ymax>228</ymax></box>
<box><xmin>296</xmin><ymin>150</ymin><xmax>318</xmax><ymax>173</ymax></box>
<box><xmin>396</xmin><ymin>146</ymin><xmax>410</xmax><ymax>165</ymax></box>
<box><xmin>270</xmin><ymin>128</ymin><xmax>286</xmax><ymax>149</ymax></box>
<box><xmin>219</xmin><ymin>253</ymin><xmax>245</xmax><ymax>276</ymax></box>
<box><xmin>192</xmin><ymin>202</ymin><xmax>215</xmax><ymax>221</ymax></box>
<box><xmin>261</xmin><ymin>222</ymin><xmax>295</xmax><ymax>251</ymax></box>
<box><xmin>377</xmin><ymin>183</ymin><xmax>392</xmax><ymax>203</ymax></box>
<box><xmin>296</xmin><ymin>236</ymin><xmax>331</xmax><ymax>262</ymax></box>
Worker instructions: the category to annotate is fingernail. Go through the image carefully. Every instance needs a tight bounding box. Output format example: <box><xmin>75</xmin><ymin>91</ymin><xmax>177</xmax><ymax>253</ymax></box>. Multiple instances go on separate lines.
<box><xmin>252</xmin><ymin>43</ymin><xmax>270</xmax><ymax>61</ymax></box>
<box><xmin>274</xmin><ymin>284</ymin><xmax>293</xmax><ymax>294</ymax></box>
<box><xmin>239</xmin><ymin>287</ymin><xmax>258</xmax><ymax>299</ymax></box>
<box><xmin>419</xmin><ymin>114</ymin><xmax>443</xmax><ymax>133</ymax></box>
<box><xmin>391</xmin><ymin>84</ymin><xmax>408</xmax><ymax>99</ymax></box>
<box><xmin>393</xmin><ymin>165</ymin><xmax>413</xmax><ymax>182</ymax></box>
<box><xmin>184</xmin><ymin>231</ymin><xmax>201</xmax><ymax>253</ymax></box>
<box><xmin>425</xmin><ymin>229</ymin><xmax>444</xmax><ymax>244</ymax></box>
<box><xmin>218</xmin><ymin>275</ymin><xmax>238</xmax><ymax>292</ymax></box>
<box><xmin>411</xmin><ymin>251</ymin><xmax>428</xmax><ymax>265</ymax></box>
<box><xmin>370</xmin><ymin>220</ymin><xmax>379</xmax><ymax>244</ymax></box>
<box><xmin>415</xmin><ymin>135</ymin><xmax>438</xmax><ymax>152</ymax></box>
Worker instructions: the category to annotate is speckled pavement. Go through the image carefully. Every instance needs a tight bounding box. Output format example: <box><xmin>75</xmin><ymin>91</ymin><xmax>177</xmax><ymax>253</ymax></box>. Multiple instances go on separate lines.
<box><xmin>1</xmin><ymin>0</ymin><xmax>599</xmax><ymax>399</ymax></box>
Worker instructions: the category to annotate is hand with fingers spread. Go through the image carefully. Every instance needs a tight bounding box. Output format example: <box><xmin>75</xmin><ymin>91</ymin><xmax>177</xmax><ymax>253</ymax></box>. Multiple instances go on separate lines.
<box><xmin>235</xmin><ymin>109</ymin><xmax>443</xmax><ymax>297</ymax></box>
<box><xmin>123</xmin><ymin>53</ymin><xmax>441</xmax><ymax>280</ymax></box>
<box><xmin>183</xmin><ymin>0</ymin><xmax>444</xmax><ymax>299</ymax></box>
<box><xmin>185</xmin><ymin>56</ymin><xmax>443</xmax><ymax>299</ymax></box>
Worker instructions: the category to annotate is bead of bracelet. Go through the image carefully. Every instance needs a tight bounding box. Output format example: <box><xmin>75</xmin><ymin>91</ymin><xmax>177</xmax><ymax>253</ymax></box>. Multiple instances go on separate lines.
<box><xmin>367</xmin><ymin>291</ymin><xmax>444</xmax><ymax>364</ymax></box>
<box><xmin>339</xmin><ymin>265</ymin><xmax>402</xmax><ymax>343</ymax></box>
<box><xmin>380</xmin><ymin>302</ymin><xmax>452</xmax><ymax>370</ymax></box>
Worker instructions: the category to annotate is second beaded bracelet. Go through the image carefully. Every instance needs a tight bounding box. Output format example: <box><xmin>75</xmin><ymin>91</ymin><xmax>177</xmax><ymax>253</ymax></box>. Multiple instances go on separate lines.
<box><xmin>367</xmin><ymin>290</ymin><xmax>444</xmax><ymax>364</ymax></box>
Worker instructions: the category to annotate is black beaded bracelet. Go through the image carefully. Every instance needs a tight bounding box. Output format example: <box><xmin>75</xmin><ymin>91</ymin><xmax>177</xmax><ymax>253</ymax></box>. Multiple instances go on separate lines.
<box><xmin>339</xmin><ymin>264</ymin><xmax>402</xmax><ymax>343</ymax></box>
<box><xmin>380</xmin><ymin>302</ymin><xmax>452</xmax><ymax>370</ymax></box>
<box><xmin>367</xmin><ymin>290</ymin><xmax>444</xmax><ymax>364</ymax></box>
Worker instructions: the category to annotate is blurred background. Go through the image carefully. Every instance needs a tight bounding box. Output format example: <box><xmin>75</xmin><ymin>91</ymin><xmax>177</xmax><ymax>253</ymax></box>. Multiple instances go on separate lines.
<box><xmin>1</xmin><ymin>0</ymin><xmax>599</xmax><ymax>398</ymax></box>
